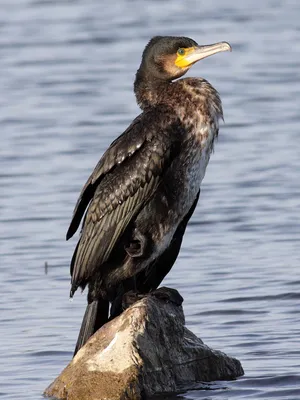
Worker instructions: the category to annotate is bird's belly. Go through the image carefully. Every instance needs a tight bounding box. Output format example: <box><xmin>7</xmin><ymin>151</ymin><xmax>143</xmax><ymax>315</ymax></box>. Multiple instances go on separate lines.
<box><xmin>183</xmin><ymin>147</ymin><xmax>210</xmax><ymax>201</ymax></box>
<box><xmin>136</xmin><ymin>124</ymin><xmax>215</xmax><ymax>266</ymax></box>
<box><xmin>176</xmin><ymin>130</ymin><xmax>214</xmax><ymax>214</ymax></box>
<box><xmin>143</xmin><ymin>149</ymin><xmax>211</xmax><ymax>261</ymax></box>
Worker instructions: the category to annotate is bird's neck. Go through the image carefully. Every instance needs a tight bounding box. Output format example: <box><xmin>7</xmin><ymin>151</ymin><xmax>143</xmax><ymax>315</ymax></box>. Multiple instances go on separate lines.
<box><xmin>134</xmin><ymin>72</ymin><xmax>223</xmax><ymax>127</ymax></box>
<box><xmin>134</xmin><ymin>69</ymin><xmax>171</xmax><ymax>110</ymax></box>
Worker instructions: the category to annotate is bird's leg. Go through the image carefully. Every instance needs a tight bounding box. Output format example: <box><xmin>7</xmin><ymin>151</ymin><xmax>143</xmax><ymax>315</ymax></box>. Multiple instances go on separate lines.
<box><xmin>125</xmin><ymin>229</ymin><xmax>148</xmax><ymax>257</ymax></box>
<box><xmin>122</xmin><ymin>290</ymin><xmax>145</xmax><ymax>310</ymax></box>
<box><xmin>110</xmin><ymin>276</ymin><xmax>140</xmax><ymax>318</ymax></box>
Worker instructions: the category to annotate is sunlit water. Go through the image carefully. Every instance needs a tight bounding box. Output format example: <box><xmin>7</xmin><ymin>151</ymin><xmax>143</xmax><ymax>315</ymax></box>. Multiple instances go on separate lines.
<box><xmin>1</xmin><ymin>0</ymin><xmax>300</xmax><ymax>399</ymax></box>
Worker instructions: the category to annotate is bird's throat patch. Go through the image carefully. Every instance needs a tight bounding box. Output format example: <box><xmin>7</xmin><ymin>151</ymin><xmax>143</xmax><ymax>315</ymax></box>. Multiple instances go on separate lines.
<box><xmin>175</xmin><ymin>47</ymin><xmax>197</xmax><ymax>68</ymax></box>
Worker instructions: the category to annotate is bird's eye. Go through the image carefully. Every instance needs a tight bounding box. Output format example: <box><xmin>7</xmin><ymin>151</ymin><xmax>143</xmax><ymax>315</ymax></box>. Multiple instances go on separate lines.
<box><xmin>177</xmin><ymin>48</ymin><xmax>186</xmax><ymax>56</ymax></box>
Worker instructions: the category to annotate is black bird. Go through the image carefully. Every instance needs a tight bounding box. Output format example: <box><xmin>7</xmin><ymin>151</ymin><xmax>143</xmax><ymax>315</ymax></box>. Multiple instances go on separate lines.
<box><xmin>67</xmin><ymin>36</ymin><xmax>231</xmax><ymax>356</ymax></box>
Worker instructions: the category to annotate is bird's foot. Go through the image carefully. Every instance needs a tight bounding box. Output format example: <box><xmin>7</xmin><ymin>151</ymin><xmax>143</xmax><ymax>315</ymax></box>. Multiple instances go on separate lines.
<box><xmin>122</xmin><ymin>290</ymin><xmax>145</xmax><ymax>310</ymax></box>
<box><xmin>122</xmin><ymin>286</ymin><xmax>183</xmax><ymax>311</ymax></box>
<box><xmin>150</xmin><ymin>287</ymin><xmax>183</xmax><ymax>306</ymax></box>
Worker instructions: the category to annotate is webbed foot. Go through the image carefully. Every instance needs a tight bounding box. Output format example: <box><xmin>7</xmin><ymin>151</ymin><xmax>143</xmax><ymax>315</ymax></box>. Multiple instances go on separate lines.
<box><xmin>150</xmin><ymin>287</ymin><xmax>183</xmax><ymax>306</ymax></box>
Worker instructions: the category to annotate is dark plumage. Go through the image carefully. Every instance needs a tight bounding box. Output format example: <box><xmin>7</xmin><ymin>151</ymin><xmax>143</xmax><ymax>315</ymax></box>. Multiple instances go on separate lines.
<box><xmin>67</xmin><ymin>36</ymin><xmax>231</xmax><ymax>356</ymax></box>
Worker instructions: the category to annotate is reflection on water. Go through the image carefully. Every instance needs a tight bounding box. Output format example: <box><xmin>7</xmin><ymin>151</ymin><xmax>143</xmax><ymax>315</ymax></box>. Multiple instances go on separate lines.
<box><xmin>1</xmin><ymin>0</ymin><xmax>300</xmax><ymax>399</ymax></box>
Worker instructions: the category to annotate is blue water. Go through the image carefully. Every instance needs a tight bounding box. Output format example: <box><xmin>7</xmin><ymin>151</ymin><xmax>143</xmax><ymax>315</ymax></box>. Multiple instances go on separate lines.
<box><xmin>1</xmin><ymin>0</ymin><xmax>300</xmax><ymax>399</ymax></box>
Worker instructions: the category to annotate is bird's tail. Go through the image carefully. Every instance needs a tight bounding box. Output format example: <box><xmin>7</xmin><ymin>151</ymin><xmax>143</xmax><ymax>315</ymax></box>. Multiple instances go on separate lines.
<box><xmin>73</xmin><ymin>299</ymin><xmax>109</xmax><ymax>357</ymax></box>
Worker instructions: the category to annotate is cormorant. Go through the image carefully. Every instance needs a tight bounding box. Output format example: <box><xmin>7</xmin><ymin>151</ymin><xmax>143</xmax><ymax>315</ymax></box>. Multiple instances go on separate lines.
<box><xmin>67</xmin><ymin>36</ymin><xmax>231</xmax><ymax>356</ymax></box>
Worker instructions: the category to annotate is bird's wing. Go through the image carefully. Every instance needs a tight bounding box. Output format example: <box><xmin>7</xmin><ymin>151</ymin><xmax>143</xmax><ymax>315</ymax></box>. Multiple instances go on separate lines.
<box><xmin>109</xmin><ymin>190</ymin><xmax>200</xmax><ymax>318</ymax></box>
<box><xmin>69</xmin><ymin>110</ymin><xmax>182</xmax><ymax>295</ymax></box>
<box><xmin>66</xmin><ymin>115</ymin><xmax>144</xmax><ymax>240</ymax></box>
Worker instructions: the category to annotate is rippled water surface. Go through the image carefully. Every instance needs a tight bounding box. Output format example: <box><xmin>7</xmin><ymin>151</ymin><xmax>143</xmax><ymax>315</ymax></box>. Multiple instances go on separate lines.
<box><xmin>1</xmin><ymin>0</ymin><xmax>300</xmax><ymax>399</ymax></box>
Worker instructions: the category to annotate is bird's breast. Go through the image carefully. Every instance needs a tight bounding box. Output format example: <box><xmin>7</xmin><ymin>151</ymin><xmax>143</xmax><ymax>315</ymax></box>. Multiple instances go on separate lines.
<box><xmin>188</xmin><ymin>123</ymin><xmax>217</xmax><ymax>183</ymax></box>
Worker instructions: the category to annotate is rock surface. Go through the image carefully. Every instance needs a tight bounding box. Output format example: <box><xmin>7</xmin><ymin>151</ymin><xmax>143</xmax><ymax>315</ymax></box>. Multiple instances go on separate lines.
<box><xmin>44</xmin><ymin>288</ymin><xmax>244</xmax><ymax>400</ymax></box>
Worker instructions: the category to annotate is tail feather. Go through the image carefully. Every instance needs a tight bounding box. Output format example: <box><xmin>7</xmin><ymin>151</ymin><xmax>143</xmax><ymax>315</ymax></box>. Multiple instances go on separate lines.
<box><xmin>73</xmin><ymin>299</ymin><xmax>109</xmax><ymax>357</ymax></box>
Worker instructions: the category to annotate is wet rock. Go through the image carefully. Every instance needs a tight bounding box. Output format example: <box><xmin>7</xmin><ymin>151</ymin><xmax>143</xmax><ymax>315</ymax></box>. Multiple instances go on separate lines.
<box><xmin>44</xmin><ymin>287</ymin><xmax>244</xmax><ymax>400</ymax></box>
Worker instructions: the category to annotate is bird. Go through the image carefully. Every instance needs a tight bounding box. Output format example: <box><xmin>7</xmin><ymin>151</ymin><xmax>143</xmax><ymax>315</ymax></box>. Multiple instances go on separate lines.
<box><xmin>66</xmin><ymin>35</ymin><xmax>231</xmax><ymax>356</ymax></box>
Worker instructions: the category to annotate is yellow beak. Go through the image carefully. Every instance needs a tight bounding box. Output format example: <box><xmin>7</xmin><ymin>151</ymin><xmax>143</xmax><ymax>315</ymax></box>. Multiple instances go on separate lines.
<box><xmin>175</xmin><ymin>41</ymin><xmax>232</xmax><ymax>68</ymax></box>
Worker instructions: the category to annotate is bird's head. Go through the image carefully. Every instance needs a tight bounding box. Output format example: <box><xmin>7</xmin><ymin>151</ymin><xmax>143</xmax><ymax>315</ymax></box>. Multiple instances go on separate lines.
<box><xmin>137</xmin><ymin>36</ymin><xmax>232</xmax><ymax>82</ymax></box>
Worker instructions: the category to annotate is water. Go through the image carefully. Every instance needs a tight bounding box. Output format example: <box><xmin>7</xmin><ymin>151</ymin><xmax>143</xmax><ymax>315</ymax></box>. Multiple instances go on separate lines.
<box><xmin>1</xmin><ymin>0</ymin><xmax>300</xmax><ymax>398</ymax></box>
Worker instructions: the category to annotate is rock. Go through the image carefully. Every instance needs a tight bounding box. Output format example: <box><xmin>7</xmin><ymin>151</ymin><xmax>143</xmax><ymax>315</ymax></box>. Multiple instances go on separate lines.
<box><xmin>44</xmin><ymin>287</ymin><xmax>244</xmax><ymax>400</ymax></box>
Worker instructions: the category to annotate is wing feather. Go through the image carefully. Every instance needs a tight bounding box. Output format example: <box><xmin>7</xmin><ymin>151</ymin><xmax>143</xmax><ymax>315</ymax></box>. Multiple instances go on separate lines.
<box><xmin>70</xmin><ymin>136</ymin><xmax>175</xmax><ymax>292</ymax></box>
<box><xmin>66</xmin><ymin>116</ymin><xmax>145</xmax><ymax>240</ymax></box>
<box><xmin>68</xmin><ymin>107</ymin><xmax>182</xmax><ymax>295</ymax></box>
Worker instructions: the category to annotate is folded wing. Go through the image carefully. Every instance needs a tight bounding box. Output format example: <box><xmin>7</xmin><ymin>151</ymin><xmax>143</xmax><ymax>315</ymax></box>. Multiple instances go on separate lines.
<box><xmin>67</xmin><ymin>109</ymin><xmax>181</xmax><ymax>296</ymax></box>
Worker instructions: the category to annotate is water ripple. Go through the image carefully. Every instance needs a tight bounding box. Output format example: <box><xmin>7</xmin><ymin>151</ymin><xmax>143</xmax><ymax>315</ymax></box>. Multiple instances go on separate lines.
<box><xmin>1</xmin><ymin>0</ymin><xmax>300</xmax><ymax>399</ymax></box>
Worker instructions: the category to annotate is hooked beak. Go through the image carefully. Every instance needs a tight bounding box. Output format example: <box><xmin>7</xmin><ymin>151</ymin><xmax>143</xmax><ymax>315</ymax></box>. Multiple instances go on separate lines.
<box><xmin>175</xmin><ymin>42</ymin><xmax>232</xmax><ymax>68</ymax></box>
